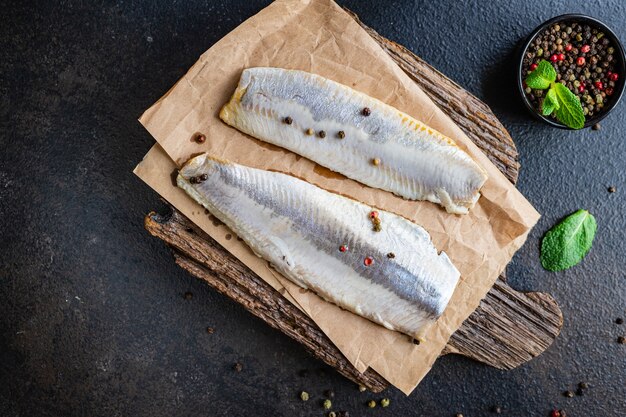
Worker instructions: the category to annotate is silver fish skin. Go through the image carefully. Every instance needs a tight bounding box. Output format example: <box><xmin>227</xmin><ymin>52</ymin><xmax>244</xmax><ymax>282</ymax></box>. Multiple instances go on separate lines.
<box><xmin>177</xmin><ymin>154</ymin><xmax>461</xmax><ymax>339</ymax></box>
<box><xmin>220</xmin><ymin>67</ymin><xmax>488</xmax><ymax>215</ymax></box>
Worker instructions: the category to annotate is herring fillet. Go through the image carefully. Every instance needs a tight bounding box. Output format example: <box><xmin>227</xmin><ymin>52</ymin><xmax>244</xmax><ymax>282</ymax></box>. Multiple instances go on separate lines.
<box><xmin>177</xmin><ymin>154</ymin><xmax>461</xmax><ymax>339</ymax></box>
<box><xmin>220</xmin><ymin>67</ymin><xmax>488</xmax><ymax>215</ymax></box>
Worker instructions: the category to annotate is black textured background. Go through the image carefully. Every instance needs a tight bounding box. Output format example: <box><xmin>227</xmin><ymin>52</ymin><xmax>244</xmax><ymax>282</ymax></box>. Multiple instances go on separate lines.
<box><xmin>1</xmin><ymin>1</ymin><xmax>625</xmax><ymax>416</ymax></box>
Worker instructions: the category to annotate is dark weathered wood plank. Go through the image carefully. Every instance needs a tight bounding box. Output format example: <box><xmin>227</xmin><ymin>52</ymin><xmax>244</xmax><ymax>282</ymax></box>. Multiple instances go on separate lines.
<box><xmin>145</xmin><ymin>208</ymin><xmax>562</xmax><ymax>390</ymax></box>
<box><xmin>146</xmin><ymin>210</ymin><xmax>389</xmax><ymax>392</ymax></box>
<box><xmin>142</xmin><ymin>10</ymin><xmax>560</xmax><ymax>391</ymax></box>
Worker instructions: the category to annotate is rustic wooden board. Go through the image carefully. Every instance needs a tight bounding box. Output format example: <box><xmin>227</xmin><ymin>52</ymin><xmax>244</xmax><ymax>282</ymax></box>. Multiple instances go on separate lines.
<box><xmin>143</xmin><ymin>11</ymin><xmax>562</xmax><ymax>393</ymax></box>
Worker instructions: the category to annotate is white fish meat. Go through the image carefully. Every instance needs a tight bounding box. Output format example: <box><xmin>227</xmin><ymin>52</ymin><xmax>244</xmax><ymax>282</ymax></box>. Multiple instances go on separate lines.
<box><xmin>177</xmin><ymin>154</ymin><xmax>461</xmax><ymax>339</ymax></box>
<box><xmin>220</xmin><ymin>67</ymin><xmax>488</xmax><ymax>215</ymax></box>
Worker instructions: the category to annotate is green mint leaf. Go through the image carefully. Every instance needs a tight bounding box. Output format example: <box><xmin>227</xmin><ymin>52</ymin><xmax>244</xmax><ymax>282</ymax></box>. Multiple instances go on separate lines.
<box><xmin>541</xmin><ymin>88</ymin><xmax>559</xmax><ymax>116</ymax></box>
<box><xmin>541</xmin><ymin>209</ymin><xmax>597</xmax><ymax>272</ymax></box>
<box><xmin>525</xmin><ymin>60</ymin><xmax>556</xmax><ymax>90</ymax></box>
<box><xmin>552</xmin><ymin>82</ymin><xmax>585</xmax><ymax>129</ymax></box>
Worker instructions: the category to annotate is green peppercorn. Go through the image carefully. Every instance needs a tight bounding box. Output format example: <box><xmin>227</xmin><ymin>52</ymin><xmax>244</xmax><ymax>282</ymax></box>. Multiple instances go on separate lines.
<box><xmin>381</xmin><ymin>398</ymin><xmax>390</xmax><ymax>407</ymax></box>
<box><xmin>323</xmin><ymin>399</ymin><xmax>332</xmax><ymax>410</ymax></box>
<box><xmin>328</xmin><ymin>412</ymin><xmax>337</xmax><ymax>417</ymax></box>
<box><xmin>537</xmin><ymin>48</ymin><xmax>543</xmax><ymax>57</ymax></box>
<box><xmin>305</xmin><ymin>128</ymin><xmax>314</xmax><ymax>136</ymax></box>
<box><xmin>367</xmin><ymin>400</ymin><xmax>376</xmax><ymax>408</ymax></box>
<box><xmin>300</xmin><ymin>391</ymin><xmax>309</xmax><ymax>401</ymax></box>
<box><xmin>358</xmin><ymin>385</ymin><xmax>366</xmax><ymax>392</ymax></box>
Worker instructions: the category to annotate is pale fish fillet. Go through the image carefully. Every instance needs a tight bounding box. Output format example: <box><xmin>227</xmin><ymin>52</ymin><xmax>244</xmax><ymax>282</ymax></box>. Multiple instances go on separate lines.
<box><xmin>220</xmin><ymin>67</ymin><xmax>488</xmax><ymax>215</ymax></box>
<box><xmin>177</xmin><ymin>154</ymin><xmax>461</xmax><ymax>339</ymax></box>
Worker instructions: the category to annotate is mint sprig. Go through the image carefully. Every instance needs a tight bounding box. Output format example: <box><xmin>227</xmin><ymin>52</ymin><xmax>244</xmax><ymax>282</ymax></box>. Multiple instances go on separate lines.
<box><xmin>524</xmin><ymin>59</ymin><xmax>585</xmax><ymax>129</ymax></box>
<box><xmin>540</xmin><ymin>209</ymin><xmax>597</xmax><ymax>271</ymax></box>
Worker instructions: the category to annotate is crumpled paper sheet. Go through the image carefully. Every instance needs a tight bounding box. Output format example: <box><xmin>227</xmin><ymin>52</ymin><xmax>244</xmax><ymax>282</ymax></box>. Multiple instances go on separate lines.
<box><xmin>133</xmin><ymin>0</ymin><xmax>540</xmax><ymax>394</ymax></box>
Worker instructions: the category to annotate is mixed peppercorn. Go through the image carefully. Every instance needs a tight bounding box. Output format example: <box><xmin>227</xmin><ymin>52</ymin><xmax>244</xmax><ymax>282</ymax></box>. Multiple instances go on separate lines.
<box><xmin>522</xmin><ymin>21</ymin><xmax>621</xmax><ymax>120</ymax></box>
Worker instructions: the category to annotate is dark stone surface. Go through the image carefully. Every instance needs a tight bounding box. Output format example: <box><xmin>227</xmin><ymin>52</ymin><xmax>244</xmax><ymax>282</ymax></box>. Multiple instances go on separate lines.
<box><xmin>1</xmin><ymin>1</ymin><xmax>624</xmax><ymax>416</ymax></box>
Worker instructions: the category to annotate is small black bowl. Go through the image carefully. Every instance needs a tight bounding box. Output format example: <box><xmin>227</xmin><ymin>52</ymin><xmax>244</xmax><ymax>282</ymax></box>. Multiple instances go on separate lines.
<box><xmin>517</xmin><ymin>14</ymin><xmax>626</xmax><ymax>129</ymax></box>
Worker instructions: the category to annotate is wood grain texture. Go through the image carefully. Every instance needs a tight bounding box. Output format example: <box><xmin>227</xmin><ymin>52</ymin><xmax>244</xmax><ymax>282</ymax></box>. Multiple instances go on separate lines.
<box><xmin>146</xmin><ymin>210</ymin><xmax>389</xmax><ymax>392</ymax></box>
<box><xmin>145</xmin><ymin>208</ymin><xmax>562</xmax><ymax>392</ymax></box>
<box><xmin>345</xmin><ymin>8</ymin><xmax>520</xmax><ymax>184</ymax></box>
<box><xmin>143</xmin><ymin>11</ymin><xmax>561</xmax><ymax>392</ymax></box>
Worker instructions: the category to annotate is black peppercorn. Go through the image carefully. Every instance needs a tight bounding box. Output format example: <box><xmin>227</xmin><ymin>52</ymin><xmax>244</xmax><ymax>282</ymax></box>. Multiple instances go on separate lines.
<box><xmin>284</xmin><ymin>116</ymin><xmax>293</xmax><ymax>125</ymax></box>
<box><xmin>616</xmin><ymin>317</ymin><xmax>624</xmax><ymax>324</ymax></box>
<box><xmin>362</xmin><ymin>107</ymin><xmax>371</xmax><ymax>116</ymax></box>
<box><xmin>318</xmin><ymin>130</ymin><xmax>326</xmax><ymax>138</ymax></box>
<box><xmin>337</xmin><ymin>130</ymin><xmax>345</xmax><ymax>139</ymax></box>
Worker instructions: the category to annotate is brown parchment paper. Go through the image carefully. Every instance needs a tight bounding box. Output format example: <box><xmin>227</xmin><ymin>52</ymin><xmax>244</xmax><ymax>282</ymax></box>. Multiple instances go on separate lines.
<box><xmin>133</xmin><ymin>0</ymin><xmax>540</xmax><ymax>394</ymax></box>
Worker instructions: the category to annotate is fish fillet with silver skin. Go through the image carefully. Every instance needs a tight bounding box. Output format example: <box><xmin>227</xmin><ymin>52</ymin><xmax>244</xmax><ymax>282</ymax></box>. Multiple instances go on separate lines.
<box><xmin>220</xmin><ymin>67</ymin><xmax>488</xmax><ymax>215</ymax></box>
<box><xmin>177</xmin><ymin>154</ymin><xmax>461</xmax><ymax>339</ymax></box>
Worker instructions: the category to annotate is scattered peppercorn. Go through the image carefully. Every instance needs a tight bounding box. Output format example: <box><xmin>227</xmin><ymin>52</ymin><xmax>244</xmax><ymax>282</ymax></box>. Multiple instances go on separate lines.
<box><xmin>184</xmin><ymin>291</ymin><xmax>193</xmax><ymax>300</ymax></box>
<box><xmin>616</xmin><ymin>317</ymin><xmax>624</xmax><ymax>324</ymax></box>
<box><xmin>358</xmin><ymin>385</ymin><xmax>366</xmax><ymax>392</ymax></box>
<box><xmin>575</xmin><ymin>387</ymin><xmax>584</xmax><ymax>396</ymax></box>
<box><xmin>578</xmin><ymin>382</ymin><xmax>589</xmax><ymax>389</ymax></box>
<box><xmin>364</xmin><ymin>256</ymin><xmax>374</xmax><ymax>266</ymax></box>
<box><xmin>323</xmin><ymin>399</ymin><xmax>332</xmax><ymax>410</ymax></box>
<box><xmin>592</xmin><ymin>122</ymin><xmax>601</xmax><ymax>130</ymax></box>
<box><xmin>189</xmin><ymin>176</ymin><xmax>198</xmax><ymax>184</ymax></box>
<box><xmin>564</xmin><ymin>390</ymin><xmax>574</xmax><ymax>398</ymax></box>
<box><xmin>324</xmin><ymin>389</ymin><xmax>335</xmax><ymax>398</ymax></box>
<box><xmin>305</xmin><ymin>128</ymin><xmax>314</xmax><ymax>136</ymax></box>
<box><xmin>369</xmin><ymin>211</ymin><xmax>379</xmax><ymax>219</ymax></box>
<box><xmin>328</xmin><ymin>412</ymin><xmax>337</xmax><ymax>417</ymax></box>
<box><xmin>618</xmin><ymin>336</ymin><xmax>626</xmax><ymax>344</ymax></box>
<box><xmin>455</xmin><ymin>414</ymin><xmax>464</xmax><ymax>417</ymax></box>
<box><xmin>491</xmin><ymin>405</ymin><xmax>502</xmax><ymax>414</ymax></box>
<box><xmin>199</xmin><ymin>173</ymin><xmax>208</xmax><ymax>182</ymax></box>
<box><xmin>367</xmin><ymin>400</ymin><xmax>377</xmax><ymax>408</ymax></box>
<box><xmin>387</xmin><ymin>252</ymin><xmax>395</xmax><ymax>259</ymax></box>
<box><xmin>195</xmin><ymin>133</ymin><xmax>206</xmax><ymax>144</ymax></box>
<box><xmin>300</xmin><ymin>391</ymin><xmax>309</xmax><ymax>401</ymax></box>
<box><xmin>412</xmin><ymin>338</ymin><xmax>420</xmax><ymax>345</ymax></box>
<box><xmin>337</xmin><ymin>130</ymin><xmax>346</xmax><ymax>139</ymax></box>
<box><xmin>372</xmin><ymin>158</ymin><xmax>380</xmax><ymax>166</ymax></box>
<box><xmin>284</xmin><ymin>116</ymin><xmax>293</xmax><ymax>125</ymax></box>
<box><xmin>373</xmin><ymin>223</ymin><xmax>382</xmax><ymax>232</ymax></box>
<box><xmin>318</xmin><ymin>130</ymin><xmax>326</xmax><ymax>138</ymax></box>
<box><xmin>206</xmin><ymin>326</ymin><xmax>214</xmax><ymax>334</ymax></box>
<box><xmin>608</xmin><ymin>186</ymin><xmax>616</xmax><ymax>193</ymax></box>
<box><xmin>362</xmin><ymin>107</ymin><xmax>371</xmax><ymax>116</ymax></box>
<box><xmin>339</xmin><ymin>245</ymin><xmax>348</xmax><ymax>252</ymax></box>
<box><xmin>233</xmin><ymin>362</ymin><xmax>243</xmax><ymax>372</ymax></box>
<box><xmin>381</xmin><ymin>398</ymin><xmax>390</xmax><ymax>408</ymax></box>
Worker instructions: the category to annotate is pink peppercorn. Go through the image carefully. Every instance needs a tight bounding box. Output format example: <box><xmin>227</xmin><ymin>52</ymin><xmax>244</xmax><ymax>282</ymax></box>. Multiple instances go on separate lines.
<box><xmin>610</xmin><ymin>73</ymin><xmax>619</xmax><ymax>81</ymax></box>
<box><xmin>577</xmin><ymin>57</ymin><xmax>586</xmax><ymax>66</ymax></box>
<box><xmin>565</xmin><ymin>44</ymin><xmax>572</xmax><ymax>52</ymax></box>
<box><xmin>530</xmin><ymin>63</ymin><xmax>538</xmax><ymax>71</ymax></box>
<box><xmin>550</xmin><ymin>54</ymin><xmax>559</xmax><ymax>62</ymax></box>
<box><xmin>558</xmin><ymin>53</ymin><xmax>565</xmax><ymax>61</ymax></box>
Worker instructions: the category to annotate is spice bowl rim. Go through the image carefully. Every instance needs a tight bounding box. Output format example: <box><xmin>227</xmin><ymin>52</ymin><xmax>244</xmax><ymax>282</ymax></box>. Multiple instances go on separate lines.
<box><xmin>517</xmin><ymin>13</ymin><xmax>626</xmax><ymax>129</ymax></box>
